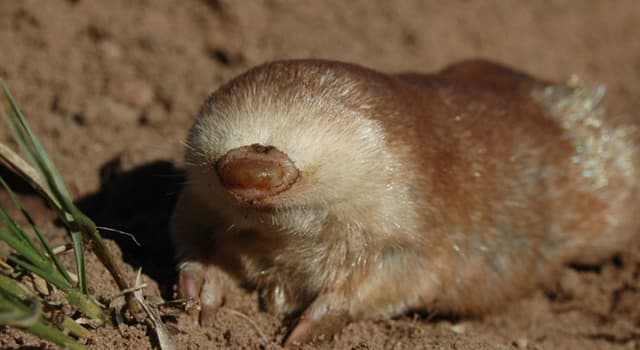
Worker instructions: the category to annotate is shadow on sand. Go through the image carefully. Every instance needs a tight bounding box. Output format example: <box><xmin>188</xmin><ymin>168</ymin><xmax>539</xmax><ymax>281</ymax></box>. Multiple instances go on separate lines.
<box><xmin>76</xmin><ymin>158</ymin><xmax>185</xmax><ymax>299</ymax></box>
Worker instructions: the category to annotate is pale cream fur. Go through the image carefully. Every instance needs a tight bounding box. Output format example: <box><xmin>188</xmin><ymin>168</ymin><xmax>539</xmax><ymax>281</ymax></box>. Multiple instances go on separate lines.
<box><xmin>185</xmin><ymin>65</ymin><xmax>421</xmax><ymax>242</ymax></box>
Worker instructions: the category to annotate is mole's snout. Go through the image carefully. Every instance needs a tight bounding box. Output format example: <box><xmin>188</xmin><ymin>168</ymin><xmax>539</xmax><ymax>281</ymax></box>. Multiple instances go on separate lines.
<box><xmin>216</xmin><ymin>144</ymin><xmax>299</xmax><ymax>204</ymax></box>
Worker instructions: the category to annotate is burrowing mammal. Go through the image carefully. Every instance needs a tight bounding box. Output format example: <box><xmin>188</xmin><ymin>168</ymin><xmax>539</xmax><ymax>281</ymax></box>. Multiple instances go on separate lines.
<box><xmin>171</xmin><ymin>59</ymin><xmax>640</xmax><ymax>345</ymax></box>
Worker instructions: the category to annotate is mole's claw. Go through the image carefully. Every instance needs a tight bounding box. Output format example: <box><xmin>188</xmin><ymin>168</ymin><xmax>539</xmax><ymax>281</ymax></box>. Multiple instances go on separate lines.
<box><xmin>178</xmin><ymin>261</ymin><xmax>233</xmax><ymax>325</ymax></box>
<box><xmin>284</xmin><ymin>295</ymin><xmax>351</xmax><ymax>347</ymax></box>
<box><xmin>178</xmin><ymin>261</ymin><xmax>204</xmax><ymax>300</ymax></box>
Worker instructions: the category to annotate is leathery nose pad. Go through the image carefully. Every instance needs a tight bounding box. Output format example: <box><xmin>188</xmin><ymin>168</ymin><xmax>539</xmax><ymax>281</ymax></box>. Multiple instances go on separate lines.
<box><xmin>216</xmin><ymin>144</ymin><xmax>299</xmax><ymax>204</ymax></box>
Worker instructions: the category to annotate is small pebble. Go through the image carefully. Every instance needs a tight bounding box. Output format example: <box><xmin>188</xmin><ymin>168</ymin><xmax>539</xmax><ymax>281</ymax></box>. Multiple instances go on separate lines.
<box><xmin>112</xmin><ymin>79</ymin><xmax>155</xmax><ymax>108</ymax></box>
<box><xmin>98</xmin><ymin>40</ymin><xmax>123</xmax><ymax>60</ymax></box>
<box><xmin>85</xmin><ymin>97</ymin><xmax>137</xmax><ymax>126</ymax></box>
<box><xmin>514</xmin><ymin>337</ymin><xmax>529</xmax><ymax>349</ymax></box>
<box><xmin>450</xmin><ymin>323</ymin><xmax>466</xmax><ymax>334</ymax></box>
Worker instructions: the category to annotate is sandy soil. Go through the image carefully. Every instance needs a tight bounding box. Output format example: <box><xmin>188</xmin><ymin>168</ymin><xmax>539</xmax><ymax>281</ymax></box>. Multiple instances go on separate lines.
<box><xmin>1</xmin><ymin>0</ymin><xmax>640</xmax><ymax>349</ymax></box>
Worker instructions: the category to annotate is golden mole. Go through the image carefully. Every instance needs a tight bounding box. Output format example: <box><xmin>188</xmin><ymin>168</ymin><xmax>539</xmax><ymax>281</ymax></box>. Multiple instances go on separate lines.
<box><xmin>171</xmin><ymin>59</ymin><xmax>640</xmax><ymax>345</ymax></box>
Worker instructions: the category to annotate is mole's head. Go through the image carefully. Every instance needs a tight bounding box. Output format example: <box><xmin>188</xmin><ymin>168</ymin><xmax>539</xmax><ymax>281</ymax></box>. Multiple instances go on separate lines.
<box><xmin>183</xmin><ymin>60</ymin><xmax>397</xmax><ymax>227</ymax></box>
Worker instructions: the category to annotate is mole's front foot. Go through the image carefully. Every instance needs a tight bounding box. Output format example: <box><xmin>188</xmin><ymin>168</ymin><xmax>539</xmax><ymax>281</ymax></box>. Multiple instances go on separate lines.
<box><xmin>178</xmin><ymin>261</ymin><xmax>234</xmax><ymax>325</ymax></box>
<box><xmin>284</xmin><ymin>292</ymin><xmax>353</xmax><ymax>347</ymax></box>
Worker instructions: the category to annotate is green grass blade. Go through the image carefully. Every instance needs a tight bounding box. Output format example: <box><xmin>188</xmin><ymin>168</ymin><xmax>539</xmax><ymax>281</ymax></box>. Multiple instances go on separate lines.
<box><xmin>0</xmin><ymin>227</ymin><xmax>43</xmax><ymax>268</ymax></box>
<box><xmin>0</xmin><ymin>293</ymin><xmax>41</xmax><ymax>327</ymax></box>
<box><xmin>60</xmin><ymin>317</ymin><xmax>92</xmax><ymax>339</ymax></box>
<box><xmin>0</xmin><ymin>274</ymin><xmax>92</xmax><ymax>338</ymax></box>
<box><xmin>25</xmin><ymin>318</ymin><xmax>87</xmax><ymax>350</ymax></box>
<box><xmin>0</xmin><ymin>178</ymin><xmax>44</xmax><ymax>249</ymax></box>
<box><xmin>0</xmin><ymin>176</ymin><xmax>73</xmax><ymax>285</ymax></box>
<box><xmin>6</xmin><ymin>255</ymin><xmax>71</xmax><ymax>291</ymax></box>
<box><xmin>1</xmin><ymin>79</ymin><xmax>134</xmax><ymax>315</ymax></box>
<box><xmin>0</xmin><ymin>143</ymin><xmax>62</xmax><ymax>212</ymax></box>
<box><xmin>36</xmin><ymin>319</ymin><xmax>87</xmax><ymax>349</ymax></box>
<box><xmin>5</xmin><ymin>255</ymin><xmax>105</xmax><ymax>321</ymax></box>
<box><xmin>0</xmin><ymin>194</ymin><xmax>48</xmax><ymax>266</ymax></box>
<box><xmin>68</xmin><ymin>226</ymin><xmax>87</xmax><ymax>293</ymax></box>
<box><xmin>0</xmin><ymin>79</ymin><xmax>86</xmax><ymax>292</ymax></box>
<box><xmin>1</xmin><ymin>97</ymin><xmax>48</xmax><ymax>193</ymax></box>
<box><xmin>0</xmin><ymin>80</ymin><xmax>71</xmax><ymax>200</ymax></box>
<box><xmin>0</xmin><ymin>274</ymin><xmax>32</xmax><ymax>300</ymax></box>
<box><xmin>0</xmin><ymin>285</ymin><xmax>86</xmax><ymax>350</ymax></box>
<box><xmin>1</xmin><ymin>106</ymin><xmax>40</xmax><ymax>179</ymax></box>
<box><xmin>66</xmin><ymin>288</ymin><xmax>106</xmax><ymax>321</ymax></box>
<box><xmin>0</xmin><ymin>221</ymin><xmax>49</xmax><ymax>270</ymax></box>
<box><xmin>28</xmin><ymin>217</ymin><xmax>75</xmax><ymax>286</ymax></box>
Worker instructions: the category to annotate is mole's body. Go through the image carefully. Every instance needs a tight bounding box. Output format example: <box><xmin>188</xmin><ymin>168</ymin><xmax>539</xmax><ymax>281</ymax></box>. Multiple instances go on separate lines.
<box><xmin>171</xmin><ymin>59</ymin><xmax>640</xmax><ymax>344</ymax></box>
